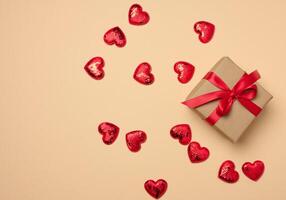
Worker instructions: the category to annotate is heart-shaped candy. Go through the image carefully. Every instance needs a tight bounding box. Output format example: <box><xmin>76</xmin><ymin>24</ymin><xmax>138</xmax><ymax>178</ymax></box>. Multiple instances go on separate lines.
<box><xmin>133</xmin><ymin>62</ymin><xmax>154</xmax><ymax>85</ymax></box>
<box><xmin>84</xmin><ymin>57</ymin><xmax>105</xmax><ymax>80</ymax></box>
<box><xmin>98</xmin><ymin>122</ymin><xmax>120</xmax><ymax>145</ymax></box>
<box><xmin>128</xmin><ymin>4</ymin><xmax>150</xmax><ymax>25</ymax></box>
<box><xmin>174</xmin><ymin>61</ymin><xmax>195</xmax><ymax>84</ymax></box>
<box><xmin>188</xmin><ymin>141</ymin><xmax>209</xmax><ymax>163</ymax></box>
<box><xmin>126</xmin><ymin>130</ymin><xmax>147</xmax><ymax>152</ymax></box>
<box><xmin>144</xmin><ymin>179</ymin><xmax>168</xmax><ymax>199</ymax></box>
<box><xmin>170</xmin><ymin>124</ymin><xmax>192</xmax><ymax>145</ymax></box>
<box><xmin>218</xmin><ymin>160</ymin><xmax>239</xmax><ymax>183</ymax></box>
<box><xmin>242</xmin><ymin>160</ymin><xmax>265</xmax><ymax>181</ymax></box>
<box><xmin>103</xmin><ymin>26</ymin><xmax>126</xmax><ymax>47</ymax></box>
<box><xmin>194</xmin><ymin>21</ymin><xmax>215</xmax><ymax>43</ymax></box>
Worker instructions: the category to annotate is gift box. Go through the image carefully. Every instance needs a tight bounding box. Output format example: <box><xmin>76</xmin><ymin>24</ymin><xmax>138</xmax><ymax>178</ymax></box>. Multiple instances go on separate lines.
<box><xmin>183</xmin><ymin>57</ymin><xmax>273</xmax><ymax>142</ymax></box>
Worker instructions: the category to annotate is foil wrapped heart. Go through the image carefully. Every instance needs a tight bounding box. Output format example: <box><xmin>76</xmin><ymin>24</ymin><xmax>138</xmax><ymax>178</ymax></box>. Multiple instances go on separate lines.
<box><xmin>218</xmin><ymin>160</ymin><xmax>239</xmax><ymax>183</ymax></box>
<box><xmin>194</xmin><ymin>21</ymin><xmax>215</xmax><ymax>43</ymax></box>
<box><xmin>242</xmin><ymin>160</ymin><xmax>265</xmax><ymax>181</ymax></box>
<box><xmin>144</xmin><ymin>179</ymin><xmax>168</xmax><ymax>199</ymax></box>
<box><xmin>98</xmin><ymin>122</ymin><xmax>120</xmax><ymax>145</ymax></box>
<box><xmin>103</xmin><ymin>26</ymin><xmax>126</xmax><ymax>47</ymax></box>
<box><xmin>128</xmin><ymin>4</ymin><xmax>150</xmax><ymax>25</ymax></box>
<box><xmin>126</xmin><ymin>130</ymin><xmax>147</xmax><ymax>152</ymax></box>
<box><xmin>188</xmin><ymin>141</ymin><xmax>209</xmax><ymax>163</ymax></box>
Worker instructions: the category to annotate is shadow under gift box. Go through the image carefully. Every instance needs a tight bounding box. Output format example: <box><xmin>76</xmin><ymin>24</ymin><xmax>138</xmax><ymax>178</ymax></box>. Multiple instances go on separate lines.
<box><xmin>185</xmin><ymin>57</ymin><xmax>273</xmax><ymax>142</ymax></box>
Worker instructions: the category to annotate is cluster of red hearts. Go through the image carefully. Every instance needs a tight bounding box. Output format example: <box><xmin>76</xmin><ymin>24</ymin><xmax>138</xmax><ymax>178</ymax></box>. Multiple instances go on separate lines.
<box><xmin>98</xmin><ymin>122</ymin><xmax>265</xmax><ymax>198</ymax></box>
<box><xmin>84</xmin><ymin>4</ymin><xmax>265</xmax><ymax>199</ymax></box>
<box><xmin>84</xmin><ymin>4</ymin><xmax>199</xmax><ymax>85</ymax></box>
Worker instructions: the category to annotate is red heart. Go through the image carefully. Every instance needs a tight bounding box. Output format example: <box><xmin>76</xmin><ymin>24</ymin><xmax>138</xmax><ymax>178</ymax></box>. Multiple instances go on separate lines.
<box><xmin>84</xmin><ymin>57</ymin><xmax>105</xmax><ymax>80</ymax></box>
<box><xmin>170</xmin><ymin>124</ymin><xmax>192</xmax><ymax>145</ymax></box>
<box><xmin>133</xmin><ymin>62</ymin><xmax>154</xmax><ymax>85</ymax></box>
<box><xmin>242</xmin><ymin>160</ymin><xmax>265</xmax><ymax>181</ymax></box>
<box><xmin>98</xmin><ymin>122</ymin><xmax>120</xmax><ymax>145</ymax></box>
<box><xmin>188</xmin><ymin>141</ymin><xmax>209</xmax><ymax>163</ymax></box>
<box><xmin>103</xmin><ymin>26</ymin><xmax>126</xmax><ymax>47</ymax></box>
<box><xmin>194</xmin><ymin>21</ymin><xmax>215</xmax><ymax>43</ymax></box>
<box><xmin>144</xmin><ymin>179</ymin><xmax>168</xmax><ymax>199</ymax></box>
<box><xmin>174</xmin><ymin>61</ymin><xmax>195</xmax><ymax>84</ymax></box>
<box><xmin>128</xmin><ymin>4</ymin><xmax>150</xmax><ymax>25</ymax></box>
<box><xmin>126</xmin><ymin>130</ymin><xmax>147</xmax><ymax>152</ymax></box>
<box><xmin>218</xmin><ymin>160</ymin><xmax>239</xmax><ymax>183</ymax></box>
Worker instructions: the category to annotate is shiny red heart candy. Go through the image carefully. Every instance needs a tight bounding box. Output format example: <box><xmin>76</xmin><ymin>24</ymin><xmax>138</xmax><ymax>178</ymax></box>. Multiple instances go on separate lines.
<box><xmin>103</xmin><ymin>26</ymin><xmax>126</xmax><ymax>47</ymax></box>
<box><xmin>188</xmin><ymin>141</ymin><xmax>209</xmax><ymax>163</ymax></box>
<box><xmin>170</xmin><ymin>124</ymin><xmax>192</xmax><ymax>145</ymax></box>
<box><xmin>242</xmin><ymin>160</ymin><xmax>265</xmax><ymax>181</ymax></box>
<box><xmin>128</xmin><ymin>4</ymin><xmax>150</xmax><ymax>25</ymax></box>
<box><xmin>126</xmin><ymin>130</ymin><xmax>147</xmax><ymax>152</ymax></box>
<box><xmin>98</xmin><ymin>122</ymin><xmax>120</xmax><ymax>145</ymax></box>
<box><xmin>133</xmin><ymin>62</ymin><xmax>154</xmax><ymax>85</ymax></box>
<box><xmin>218</xmin><ymin>160</ymin><xmax>239</xmax><ymax>183</ymax></box>
<box><xmin>174</xmin><ymin>61</ymin><xmax>195</xmax><ymax>84</ymax></box>
<box><xmin>84</xmin><ymin>57</ymin><xmax>105</xmax><ymax>80</ymax></box>
<box><xmin>144</xmin><ymin>179</ymin><xmax>168</xmax><ymax>199</ymax></box>
<box><xmin>194</xmin><ymin>21</ymin><xmax>215</xmax><ymax>43</ymax></box>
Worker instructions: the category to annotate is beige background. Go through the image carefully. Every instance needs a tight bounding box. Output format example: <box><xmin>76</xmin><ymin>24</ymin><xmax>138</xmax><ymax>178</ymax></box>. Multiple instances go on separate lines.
<box><xmin>0</xmin><ymin>0</ymin><xmax>286</xmax><ymax>199</ymax></box>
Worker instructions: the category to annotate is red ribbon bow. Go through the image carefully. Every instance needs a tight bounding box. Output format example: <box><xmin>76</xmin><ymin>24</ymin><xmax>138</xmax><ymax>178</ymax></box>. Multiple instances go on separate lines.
<box><xmin>182</xmin><ymin>70</ymin><xmax>262</xmax><ymax>125</ymax></box>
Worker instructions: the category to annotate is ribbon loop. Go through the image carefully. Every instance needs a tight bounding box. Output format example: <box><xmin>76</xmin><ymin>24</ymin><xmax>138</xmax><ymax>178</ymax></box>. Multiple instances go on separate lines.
<box><xmin>182</xmin><ymin>70</ymin><xmax>262</xmax><ymax>125</ymax></box>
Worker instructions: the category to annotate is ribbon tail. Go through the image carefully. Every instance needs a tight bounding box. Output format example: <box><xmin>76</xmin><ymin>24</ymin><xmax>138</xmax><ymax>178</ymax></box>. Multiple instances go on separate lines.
<box><xmin>205</xmin><ymin>108</ymin><xmax>221</xmax><ymax>125</ymax></box>
<box><xmin>238</xmin><ymin>98</ymin><xmax>262</xmax><ymax>116</ymax></box>
<box><xmin>182</xmin><ymin>90</ymin><xmax>226</xmax><ymax>108</ymax></box>
<box><xmin>204</xmin><ymin>72</ymin><xmax>230</xmax><ymax>91</ymax></box>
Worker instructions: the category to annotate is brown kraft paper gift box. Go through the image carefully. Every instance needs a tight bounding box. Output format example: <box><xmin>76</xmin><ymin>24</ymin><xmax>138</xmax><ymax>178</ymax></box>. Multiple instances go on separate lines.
<box><xmin>185</xmin><ymin>57</ymin><xmax>273</xmax><ymax>142</ymax></box>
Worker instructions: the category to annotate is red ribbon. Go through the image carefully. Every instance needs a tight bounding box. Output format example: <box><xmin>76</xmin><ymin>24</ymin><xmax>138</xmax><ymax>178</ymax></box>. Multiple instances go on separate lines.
<box><xmin>182</xmin><ymin>70</ymin><xmax>262</xmax><ymax>125</ymax></box>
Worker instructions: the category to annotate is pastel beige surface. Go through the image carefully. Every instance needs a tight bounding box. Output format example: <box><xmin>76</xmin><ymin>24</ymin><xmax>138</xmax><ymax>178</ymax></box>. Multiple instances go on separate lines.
<box><xmin>0</xmin><ymin>0</ymin><xmax>285</xmax><ymax>200</ymax></box>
